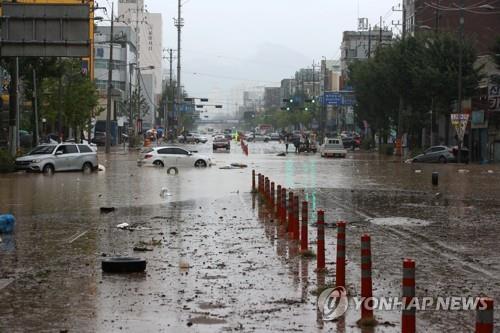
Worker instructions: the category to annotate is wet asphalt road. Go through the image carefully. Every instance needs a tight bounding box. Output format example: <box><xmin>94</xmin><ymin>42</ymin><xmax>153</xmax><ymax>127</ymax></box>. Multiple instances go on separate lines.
<box><xmin>0</xmin><ymin>140</ymin><xmax>499</xmax><ymax>332</ymax></box>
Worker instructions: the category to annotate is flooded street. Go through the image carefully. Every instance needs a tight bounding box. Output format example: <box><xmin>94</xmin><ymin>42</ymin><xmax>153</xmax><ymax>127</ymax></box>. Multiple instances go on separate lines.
<box><xmin>1</xmin><ymin>141</ymin><xmax>499</xmax><ymax>332</ymax></box>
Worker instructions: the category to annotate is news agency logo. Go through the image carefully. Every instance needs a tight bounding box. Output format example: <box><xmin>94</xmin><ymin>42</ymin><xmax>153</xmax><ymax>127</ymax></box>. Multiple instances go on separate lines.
<box><xmin>318</xmin><ymin>289</ymin><xmax>492</xmax><ymax>321</ymax></box>
<box><xmin>317</xmin><ymin>287</ymin><xmax>349</xmax><ymax>321</ymax></box>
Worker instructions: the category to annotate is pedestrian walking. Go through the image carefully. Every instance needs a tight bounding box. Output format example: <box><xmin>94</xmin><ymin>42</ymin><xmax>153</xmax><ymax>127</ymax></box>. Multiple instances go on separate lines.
<box><xmin>285</xmin><ymin>135</ymin><xmax>289</xmax><ymax>153</ymax></box>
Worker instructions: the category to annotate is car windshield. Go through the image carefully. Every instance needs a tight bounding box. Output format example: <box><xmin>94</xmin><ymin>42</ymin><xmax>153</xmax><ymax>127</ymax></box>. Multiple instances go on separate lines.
<box><xmin>28</xmin><ymin>145</ymin><xmax>56</xmax><ymax>155</ymax></box>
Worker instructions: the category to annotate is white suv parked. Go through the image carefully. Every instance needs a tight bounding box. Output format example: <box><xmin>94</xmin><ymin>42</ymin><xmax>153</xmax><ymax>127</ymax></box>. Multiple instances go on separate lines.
<box><xmin>15</xmin><ymin>143</ymin><xmax>98</xmax><ymax>173</ymax></box>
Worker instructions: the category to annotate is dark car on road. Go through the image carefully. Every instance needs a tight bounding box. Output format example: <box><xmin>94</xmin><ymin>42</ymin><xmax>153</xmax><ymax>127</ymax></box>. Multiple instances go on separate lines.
<box><xmin>92</xmin><ymin>132</ymin><xmax>106</xmax><ymax>146</ymax></box>
<box><xmin>213</xmin><ymin>135</ymin><xmax>230</xmax><ymax>151</ymax></box>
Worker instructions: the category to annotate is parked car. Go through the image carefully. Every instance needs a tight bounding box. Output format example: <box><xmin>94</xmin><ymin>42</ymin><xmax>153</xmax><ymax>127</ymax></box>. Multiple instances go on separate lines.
<box><xmin>269</xmin><ymin>132</ymin><xmax>281</xmax><ymax>141</ymax></box>
<box><xmin>213</xmin><ymin>135</ymin><xmax>230</xmax><ymax>151</ymax></box>
<box><xmin>138</xmin><ymin>146</ymin><xmax>212</xmax><ymax>168</ymax></box>
<box><xmin>177</xmin><ymin>133</ymin><xmax>207</xmax><ymax>144</ymax></box>
<box><xmin>340</xmin><ymin>132</ymin><xmax>361</xmax><ymax>149</ymax></box>
<box><xmin>15</xmin><ymin>143</ymin><xmax>98</xmax><ymax>173</ymax></box>
<box><xmin>411</xmin><ymin>146</ymin><xmax>469</xmax><ymax>163</ymax></box>
<box><xmin>246</xmin><ymin>133</ymin><xmax>270</xmax><ymax>142</ymax></box>
<box><xmin>320</xmin><ymin>137</ymin><xmax>347</xmax><ymax>158</ymax></box>
<box><xmin>92</xmin><ymin>131</ymin><xmax>106</xmax><ymax>146</ymax></box>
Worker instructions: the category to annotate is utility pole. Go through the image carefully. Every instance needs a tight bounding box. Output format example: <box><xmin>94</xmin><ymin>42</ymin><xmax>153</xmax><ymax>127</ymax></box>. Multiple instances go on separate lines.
<box><xmin>367</xmin><ymin>25</ymin><xmax>372</xmax><ymax>58</ymax></box>
<box><xmin>379</xmin><ymin>16</ymin><xmax>383</xmax><ymax>45</ymax></box>
<box><xmin>128</xmin><ymin>63</ymin><xmax>134</xmax><ymax>139</ymax></box>
<box><xmin>311</xmin><ymin>61</ymin><xmax>316</xmax><ymax>97</ymax></box>
<box><xmin>33</xmin><ymin>69</ymin><xmax>39</xmax><ymax>147</ymax></box>
<box><xmin>165</xmin><ymin>48</ymin><xmax>174</xmax><ymax>135</ymax></box>
<box><xmin>105</xmin><ymin>2</ymin><xmax>114</xmax><ymax>154</ymax></box>
<box><xmin>174</xmin><ymin>0</ymin><xmax>183</xmax><ymax>132</ymax></box>
<box><xmin>9</xmin><ymin>57</ymin><xmax>20</xmax><ymax>156</ymax></box>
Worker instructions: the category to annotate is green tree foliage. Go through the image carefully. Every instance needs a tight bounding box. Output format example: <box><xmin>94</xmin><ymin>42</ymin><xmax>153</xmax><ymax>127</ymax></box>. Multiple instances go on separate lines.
<box><xmin>349</xmin><ymin>32</ymin><xmax>482</xmax><ymax>146</ymax></box>
<box><xmin>40</xmin><ymin>59</ymin><xmax>99</xmax><ymax>134</ymax></box>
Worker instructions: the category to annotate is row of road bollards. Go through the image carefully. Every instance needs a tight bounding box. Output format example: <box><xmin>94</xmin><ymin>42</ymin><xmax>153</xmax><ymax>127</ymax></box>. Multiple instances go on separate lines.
<box><xmin>251</xmin><ymin>169</ymin><xmax>494</xmax><ymax>332</ymax></box>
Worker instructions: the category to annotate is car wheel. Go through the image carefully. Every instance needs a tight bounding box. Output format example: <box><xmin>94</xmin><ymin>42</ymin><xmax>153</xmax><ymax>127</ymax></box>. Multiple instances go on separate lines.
<box><xmin>101</xmin><ymin>257</ymin><xmax>147</xmax><ymax>273</ymax></box>
<box><xmin>439</xmin><ymin>156</ymin><xmax>447</xmax><ymax>164</ymax></box>
<box><xmin>82</xmin><ymin>162</ymin><xmax>93</xmax><ymax>173</ymax></box>
<box><xmin>43</xmin><ymin>164</ymin><xmax>54</xmax><ymax>174</ymax></box>
<box><xmin>194</xmin><ymin>159</ymin><xmax>207</xmax><ymax>168</ymax></box>
<box><xmin>153</xmin><ymin>160</ymin><xmax>164</xmax><ymax>167</ymax></box>
<box><xmin>195</xmin><ymin>139</ymin><xmax>200</xmax><ymax>144</ymax></box>
<box><xmin>167</xmin><ymin>167</ymin><xmax>179</xmax><ymax>175</ymax></box>
<box><xmin>264</xmin><ymin>139</ymin><xmax>269</xmax><ymax>143</ymax></box>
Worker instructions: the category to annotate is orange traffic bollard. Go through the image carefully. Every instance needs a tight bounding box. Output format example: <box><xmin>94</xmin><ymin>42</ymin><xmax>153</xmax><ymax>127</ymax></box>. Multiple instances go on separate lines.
<box><xmin>316</xmin><ymin>210</ymin><xmax>325</xmax><ymax>272</ymax></box>
<box><xmin>360</xmin><ymin>234</ymin><xmax>374</xmax><ymax>322</ymax></box>
<box><xmin>336</xmin><ymin>221</ymin><xmax>346</xmax><ymax>288</ymax></box>
<box><xmin>476</xmin><ymin>297</ymin><xmax>494</xmax><ymax>333</ymax></box>
<box><xmin>281</xmin><ymin>188</ymin><xmax>287</xmax><ymax>224</ymax></box>
<box><xmin>271</xmin><ymin>182</ymin><xmax>275</xmax><ymax>208</ymax></box>
<box><xmin>276</xmin><ymin>185</ymin><xmax>282</xmax><ymax>217</ymax></box>
<box><xmin>402</xmin><ymin>258</ymin><xmax>416</xmax><ymax>333</ymax></box>
<box><xmin>252</xmin><ymin>170</ymin><xmax>256</xmax><ymax>193</ymax></box>
<box><xmin>300</xmin><ymin>201</ymin><xmax>308</xmax><ymax>252</ymax></box>
<box><xmin>293</xmin><ymin>195</ymin><xmax>300</xmax><ymax>241</ymax></box>
<box><xmin>288</xmin><ymin>191</ymin><xmax>294</xmax><ymax>234</ymax></box>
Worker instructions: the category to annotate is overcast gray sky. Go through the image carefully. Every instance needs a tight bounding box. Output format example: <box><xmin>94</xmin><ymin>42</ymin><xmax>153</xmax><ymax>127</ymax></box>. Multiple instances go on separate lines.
<box><xmin>111</xmin><ymin>0</ymin><xmax>401</xmax><ymax>112</ymax></box>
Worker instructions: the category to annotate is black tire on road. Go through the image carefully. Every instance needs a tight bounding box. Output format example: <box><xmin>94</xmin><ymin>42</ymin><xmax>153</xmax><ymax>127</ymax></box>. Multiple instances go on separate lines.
<box><xmin>101</xmin><ymin>257</ymin><xmax>147</xmax><ymax>273</ymax></box>
<box><xmin>153</xmin><ymin>160</ymin><xmax>164</xmax><ymax>167</ymax></box>
<box><xmin>43</xmin><ymin>164</ymin><xmax>54</xmax><ymax>174</ymax></box>
<box><xmin>82</xmin><ymin>162</ymin><xmax>93</xmax><ymax>173</ymax></box>
<box><xmin>194</xmin><ymin>159</ymin><xmax>207</xmax><ymax>168</ymax></box>
<box><xmin>439</xmin><ymin>156</ymin><xmax>447</xmax><ymax>163</ymax></box>
<box><xmin>167</xmin><ymin>166</ymin><xmax>179</xmax><ymax>175</ymax></box>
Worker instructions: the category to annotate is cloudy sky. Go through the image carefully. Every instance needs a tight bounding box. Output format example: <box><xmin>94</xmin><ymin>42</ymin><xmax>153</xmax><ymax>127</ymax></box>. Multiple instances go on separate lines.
<box><xmin>108</xmin><ymin>0</ymin><xmax>401</xmax><ymax>113</ymax></box>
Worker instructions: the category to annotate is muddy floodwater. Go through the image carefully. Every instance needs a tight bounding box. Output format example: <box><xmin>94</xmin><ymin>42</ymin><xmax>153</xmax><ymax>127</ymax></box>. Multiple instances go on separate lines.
<box><xmin>1</xmin><ymin>141</ymin><xmax>499</xmax><ymax>332</ymax></box>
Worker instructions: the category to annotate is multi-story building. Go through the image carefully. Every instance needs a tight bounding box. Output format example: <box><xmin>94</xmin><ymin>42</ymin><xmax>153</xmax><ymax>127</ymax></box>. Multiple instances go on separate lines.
<box><xmin>94</xmin><ymin>26</ymin><xmax>138</xmax><ymax>135</ymax></box>
<box><xmin>263</xmin><ymin>87</ymin><xmax>281</xmax><ymax>111</ymax></box>
<box><xmin>294</xmin><ymin>68</ymin><xmax>320</xmax><ymax>97</ymax></box>
<box><xmin>321</xmin><ymin>59</ymin><xmax>341</xmax><ymax>93</ymax></box>
<box><xmin>403</xmin><ymin>0</ymin><xmax>499</xmax><ymax>54</ymax></box>
<box><xmin>117</xmin><ymin>0</ymin><xmax>163</xmax><ymax>129</ymax></box>
<box><xmin>340</xmin><ymin>28</ymin><xmax>393</xmax><ymax>77</ymax></box>
<box><xmin>280</xmin><ymin>79</ymin><xmax>297</xmax><ymax>102</ymax></box>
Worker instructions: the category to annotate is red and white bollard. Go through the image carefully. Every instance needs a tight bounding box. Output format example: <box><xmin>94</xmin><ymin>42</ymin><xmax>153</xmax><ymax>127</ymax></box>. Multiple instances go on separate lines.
<box><xmin>316</xmin><ymin>210</ymin><xmax>325</xmax><ymax>272</ymax></box>
<box><xmin>360</xmin><ymin>234</ymin><xmax>374</xmax><ymax>321</ymax></box>
<box><xmin>287</xmin><ymin>191</ymin><xmax>294</xmax><ymax>233</ymax></box>
<box><xmin>476</xmin><ymin>297</ymin><xmax>494</xmax><ymax>333</ymax></box>
<box><xmin>300</xmin><ymin>201</ymin><xmax>308</xmax><ymax>252</ymax></box>
<box><xmin>281</xmin><ymin>188</ymin><xmax>287</xmax><ymax>224</ymax></box>
<box><xmin>402</xmin><ymin>258</ymin><xmax>416</xmax><ymax>333</ymax></box>
<box><xmin>252</xmin><ymin>170</ymin><xmax>256</xmax><ymax>193</ymax></box>
<box><xmin>270</xmin><ymin>182</ymin><xmax>275</xmax><ymax>208</ymax></box>
<box><xmin>336</xmin><ymin>221</ymin><xmax>346</xmax><ymax>288</ymax></box>
<box><xmin>293</xmin><ymin>195</ymin><xmax>300</xmax><ymax>241</ymax></box>
<box><xmin>264</xmin><ymin>177</ymin><xmax>271</xmax><ymax>202</ymax></box>
<box><xmin>276</xmin><ymin>185</ymin><xmax>282</xmax><ymax>217</ymax></box>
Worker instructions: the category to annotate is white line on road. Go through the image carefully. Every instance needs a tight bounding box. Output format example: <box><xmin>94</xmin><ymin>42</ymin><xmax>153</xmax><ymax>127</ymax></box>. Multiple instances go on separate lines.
<box><xmin>68</xmin><ymin>230</ymin><xmax>89</xmax><ymax>244</ymax></box>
